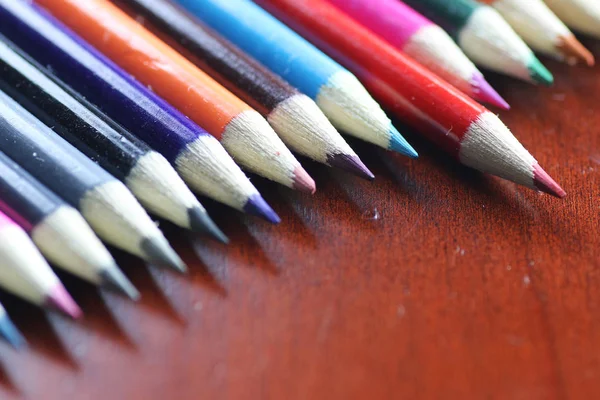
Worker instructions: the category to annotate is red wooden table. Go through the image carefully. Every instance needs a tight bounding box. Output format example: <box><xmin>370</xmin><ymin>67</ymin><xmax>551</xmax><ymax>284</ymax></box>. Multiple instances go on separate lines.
<box><xmin>0</xmin><ymin>38</ymin><xmax>598</xmax><ymax>400</ymax></box>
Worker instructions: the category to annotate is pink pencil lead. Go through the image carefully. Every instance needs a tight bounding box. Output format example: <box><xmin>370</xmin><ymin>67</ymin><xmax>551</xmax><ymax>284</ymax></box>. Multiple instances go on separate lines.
<box><xmin>45</xmin><ymin>286</ymin><xmax>82</xmax><ymax>320</ymax></box>
<box><xmin>533</xmin><ymin>163</ymin><xmax>566</xmax><ymax>198</ymax></box>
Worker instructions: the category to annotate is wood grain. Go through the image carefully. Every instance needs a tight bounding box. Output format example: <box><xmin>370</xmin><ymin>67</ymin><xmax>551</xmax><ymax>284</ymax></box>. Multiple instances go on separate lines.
<box><xmin>0</xmin><ymin>39</ymin><xmax>599</xmax><ymax>400</ymax></box>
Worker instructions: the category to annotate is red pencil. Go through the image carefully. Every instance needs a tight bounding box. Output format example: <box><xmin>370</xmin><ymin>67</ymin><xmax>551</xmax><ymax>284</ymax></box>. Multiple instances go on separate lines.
<box><xmin>257</xmin><ymin>0</ymin><xmax>565</xmax><ymax>197</ymax></box>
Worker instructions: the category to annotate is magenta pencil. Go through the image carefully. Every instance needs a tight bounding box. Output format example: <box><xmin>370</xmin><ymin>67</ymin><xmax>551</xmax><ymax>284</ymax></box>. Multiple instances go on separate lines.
<box><xmin>327</xmin><ymin>0</ymin><xmax>508</xmax><ymax>109</ymax></box>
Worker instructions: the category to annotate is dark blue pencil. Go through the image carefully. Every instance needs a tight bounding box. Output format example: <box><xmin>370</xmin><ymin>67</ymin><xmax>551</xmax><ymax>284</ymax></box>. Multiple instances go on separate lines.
<box><xmin>0</xmin><ymin>0</ymin><xmax>279</xmax><ymax>223</ymax></box>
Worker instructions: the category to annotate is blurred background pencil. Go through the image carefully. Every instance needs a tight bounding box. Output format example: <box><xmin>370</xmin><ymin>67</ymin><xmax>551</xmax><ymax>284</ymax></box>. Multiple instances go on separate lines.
<box><xmin>0</xmin><ymin>1</ymin><xmax>278</xmax><ymax>223</ymax></box>
<box><xmin>0</xmin><ymin>151</ymin><xmax>138</xmax><ymax>299</ymax></box>
<box><xmin>0</xmin><ymin>210</ymin><xmax>82</xmax><ymax>319</ymax></box>
<box><xmin>0</xmin><ymin>38</ymin><xmax>227</xmax><ymax>243</ymax></box>
<box><xmin>258</xmin><ymin>0</ymin><xmax>566</xmax><ymax>197</ymax></box>
<box><xmin>175</xmin><ymin>0</ymin><xmax>417</xmax><ymax>158</ymax></box>
<box><xmin>545</xmin><ymin>0</ymin><xmax>600</xmax><ymax>39</ymax></box>
<box><xmin>480</xmin><ymin>0</ymin><xmax>594</xmax><ymax>66</ymax></box>
<box><xmin>0</xmin><ymin>301</ymin><xmax>25</xmax><ymax>349</ymax></box>
<box><xmin>116</xmin><ymin>0</ymin><xmax>376</xmax><ymax>180</ymax></box>
<box><xmin>403</xmin><ymin>0</ymin><xmax>554</xmax><ymax>85</ymax></box>
<box><xmin>326</xmin><ymin>0</ymin><xmax>509</xmax><ymax>109</ymax></box>
<box><xmin>0</xmin><ymin>90</ymin><xmax>186</xmax><ymax>272</ymax></box>
<box><xmin>37</xmin><ymin>0</ymin><xmax>316</xmax><ymax>193</ymax></box>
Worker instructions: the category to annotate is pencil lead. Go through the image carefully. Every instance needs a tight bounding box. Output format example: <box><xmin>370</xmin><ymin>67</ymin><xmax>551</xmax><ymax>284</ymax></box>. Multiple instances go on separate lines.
<box><xmin>243</xmin><ymin>194</ymin><xmax>281</xmax><ymax>224</ymax></box>
<box><xmin>0</xmin><ymin>314</ymin><xmax>25</xmax><ymax>349</ymax></box>
<box><xmin>188</xmin><ymin>206</ymin><xmax>229</xmax><ymax>244</ymax></box>
<box><xmin>532</xmin><ymin>163</ymin><xmax>566</xmax><ymax>198</ymax></box>
<box><xmin>44</xmin><ymin>285</ymin><xmax>82</xmax><ymax>319</ymax></box>
<box><xmin>388</xmin><ymin>125</ymin><xmax>418</xmax><ymax>158</ymax></box>
<box><xmin>471</xmin><ymin>74</ymin><xmax>510</xmax><ymax>110</ymax></box>
<box><xmin>328</xmin><ymin>153</ymin><xmax>375</xmax><ymax>181</ymax></box>
<box><xmin>557</xmin><ymin>34</ymin><xmax>595</xmax><ymax>67</ymax></box>
<box><xmin>292</xmin><ymin>165</ymin><xmax>316</xmax><ymax>194</ymax></box>
<box><xmin>528</xmin><ymin>58</ymin><xmax>554</xmax><ymax>86</ymax></box>
<box><xmin>141</xmin><ymin>236</ymin><xmax>187</xmax><ymax>273</ymax></box>
<box><xmin>99</xmin><ymin>269</ymin><xmax>140</xmax><ymax>301</ymax></box>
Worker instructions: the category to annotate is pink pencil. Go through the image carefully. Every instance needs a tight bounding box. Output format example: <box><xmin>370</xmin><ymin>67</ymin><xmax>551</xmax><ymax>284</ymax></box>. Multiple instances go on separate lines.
<box><xmin>0</xmin><ymin>211</ymin><xmax>81</xmax><ymax>318</ymax></box>
<box><xmin>326</xmin><ymin>0</ymin><xmax>509</xmax><ymax>109</ymax></box>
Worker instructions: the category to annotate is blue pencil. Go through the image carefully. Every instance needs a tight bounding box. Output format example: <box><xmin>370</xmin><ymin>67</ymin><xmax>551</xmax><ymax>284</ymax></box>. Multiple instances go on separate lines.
<box><xmin>0</xmin><ymin>0</ymin><xmax>278</xmax><ymax>223</ymax></box>
<box><xmin>175</xmin><ymin>0</ymin><xmax>416</xmax><ymax>157</ymax></box>
<box><xmin>0</xmin><ymin>302</ymin><xmax>25</xmax><ymax>349</ymax></box>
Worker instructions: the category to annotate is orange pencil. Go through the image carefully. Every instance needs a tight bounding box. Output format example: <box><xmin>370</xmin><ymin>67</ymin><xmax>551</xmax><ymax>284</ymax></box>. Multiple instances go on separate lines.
<box><xmin>35</xmin><ymin>0</ymin><xmax>315</xmax><ymax>192</ymax></box>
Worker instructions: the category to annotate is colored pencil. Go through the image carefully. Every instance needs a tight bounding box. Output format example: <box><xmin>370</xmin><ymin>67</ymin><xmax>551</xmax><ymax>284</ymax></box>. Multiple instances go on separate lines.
<box><xmin>402</xmin><ymin>0</ymin><xmax>554</xmax><ymax>85</ymax></box>
<box><xmin>0</xmin><ymin>210</ymin><xmax>82</xmax><ymax>319</ymax></box>
<box><xmin>257</xmin><ymin>0</ymin><xmax>566</xmax><ymax>197</ymax></box>
<box><xmin>0</xmin><ymin>38</ymin><xmax>227</xmax><ymax>243</ymax></box>
<box><xmin>0</xmin><ymin>90</ymin><xmax>186</xmax><ymax>272</ymax></box>
<box><xmin>480</xmin><ymin>0</ymin><xmax>594</xmax><ymax>65</ymax></box>
<box><xmin>326</xmin><ymin>0</ymin><xmax>508</xmax><ymax>110</ymax></box>
<box><xmin>0</xmin><ymin>1</ymin><xmax>277</xmax><ymax>223</ymax></box>
<box><xmin>115</xmin><ymin>0</ymin><xmax>379</xmax><ymax>178</ymax></box>
<box><xmin>545</xmin><ymin>0</ymin><xmax>600</xmax><ymax>39</ymax></box>
<box><xmin>174</xmin><ymin>0</ymin><xmax>415</xmax><ymax>156</ymax></box>
<box><xmin>36</xmin><ymin>0</ymin><xmax>317</xmax><ymax>192</ymax></box>
<box><xmin>0</xmin><ymin>302</ymin><xmax>25</xmax><ymax>349</ymax></box>
<box><xmin>0</xmin><ymin>151</ymin><xmax>138</xmax><ymax>299</ymax></box>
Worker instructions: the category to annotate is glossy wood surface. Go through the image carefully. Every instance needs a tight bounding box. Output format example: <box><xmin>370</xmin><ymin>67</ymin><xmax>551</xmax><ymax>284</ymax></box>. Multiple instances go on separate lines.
<box><xmin>0</xmin><ymin>39</ymin><xmax>599</xmax><ymax>400</ymax></box>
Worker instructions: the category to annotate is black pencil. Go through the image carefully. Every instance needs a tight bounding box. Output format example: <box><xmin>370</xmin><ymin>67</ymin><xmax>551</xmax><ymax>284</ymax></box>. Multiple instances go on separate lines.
<box><xmin>0</xmin><ymin>89</ymin><xmax>186</xmax><ymax>272</ymax></box>
<box><xmin>0</xmin><ymin>38</ymin><xmax>227</xmax><ymax>243</ymax></box>
<box><xmin>0</xmin><ymin>150</ymin><xmax>138</xmax><ymax>299</ymax></box>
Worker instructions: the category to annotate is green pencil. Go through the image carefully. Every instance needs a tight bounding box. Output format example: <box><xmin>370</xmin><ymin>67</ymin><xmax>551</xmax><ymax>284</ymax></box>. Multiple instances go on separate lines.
<box><xmin>403</xmin><ymin>0</ymin><xmax>553</xmax><ymax>85</ymax></box>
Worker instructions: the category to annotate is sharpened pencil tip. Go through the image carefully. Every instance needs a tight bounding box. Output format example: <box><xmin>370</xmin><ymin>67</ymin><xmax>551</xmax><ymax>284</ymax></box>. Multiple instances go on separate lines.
<box><xmin>141</xmin><ymin>236</ymin><xmax>187</xmax><ymax>273</ymax></box>
<box><xmin>244</xmin><ymin>194</ymin><xmax>281</xmax><ymax>224</ymax></box>
<box><xmin>533</xmin><ymin>163</ymin><xmax>566</xmax><ymax>198</ymax></box>
<box><xmin>388</xmin><ymin>125</ymin><xmax>418</xmax><ymax>158</ymax></box>
<box><xmin>558</xmin><ymin>34</ymin><xmax>595</xmax><ymax>67</ymax></box>
<box><xmin>528</xmin><ymin>57</ymin><xmax>554</xmax><ymax>86</ymax></box>
<box><xmin>328</xmin><ymin>153</ymin><xmax>375</xmax><ymax>180</ymax></box>
<box><xmin>0</xmin><ymin>314</ymin><xmax>25</xmax><ymax>349</ymax></box>
<box><xmin>471</xmin><ymin>74</ymin><xmax>510</xmax><ymax>110</ymax></box>
<box><xmin>99</xmin><ymin>268</ymin><xmax>140</xmax><ymax>300</ymax></box>
<box><xmin>188</xmin><ymin>206</ymin><xmax>229</xmax><ymax>244</ymax></box>
<box><xmin>44</xmin><ymin>285</ymin><xmax>82</xmax><ymax>319</ymax></box>
<box><xmin>292</xmin><ymin>166</ymin><xmax>316</xmax><ymax>194</ymax></box>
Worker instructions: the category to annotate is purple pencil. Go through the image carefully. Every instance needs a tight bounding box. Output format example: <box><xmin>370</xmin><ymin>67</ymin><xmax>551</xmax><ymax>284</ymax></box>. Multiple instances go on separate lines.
<box><xmin>0</xmin><ymin>0</ymin><xmax>279</xmax><ymax>223</ymax></box>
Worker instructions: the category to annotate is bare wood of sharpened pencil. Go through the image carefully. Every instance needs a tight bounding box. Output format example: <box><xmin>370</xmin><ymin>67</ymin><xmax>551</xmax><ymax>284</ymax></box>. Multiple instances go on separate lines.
<box><xmin>545</xmin><ymin>0</ymin><xmax>600</xmax><ymax>39</ymax></box>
